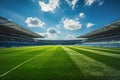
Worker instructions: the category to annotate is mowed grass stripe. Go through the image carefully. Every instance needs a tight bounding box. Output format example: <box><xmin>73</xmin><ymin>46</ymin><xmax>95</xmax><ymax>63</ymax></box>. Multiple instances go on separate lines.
<box><xmin>78</xmin><ymin>46</ymin><xmax>120</xmax><ymax>54</ymax></box>
<box><xmin>63</xmin><ymin>46</ymin><xmax>120</xmax><ymax>80</ymax></box>
<box><xmin>72</xmin><ymin>46</ymin><xmax>120</xmax><ymax>58</ymax></box>
<box><xmin>0</xmin><ymin>46</ymin><xmax>58</xmax><ymax>80</ymax></box>
<box><xmin>0</xmin><ymin>46</ymin><xmax>52</xmax><ymax>75</ymax></box>
<box><xmin>68</xmin><ymin>46</ymin><xmax>120</xmax><ymax>71</ymax></box>
<box><xmin>32</xmin><ymin>46</ymin><xmax>85</xmax><ymax>80</ymax></box>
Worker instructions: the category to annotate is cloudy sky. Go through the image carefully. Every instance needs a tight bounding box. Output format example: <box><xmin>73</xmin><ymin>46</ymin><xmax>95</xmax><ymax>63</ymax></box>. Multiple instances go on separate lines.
<box><xmin>0</xmin><ymin>0</ymin><xmax>120</xmax><ymax>39</ymax></box>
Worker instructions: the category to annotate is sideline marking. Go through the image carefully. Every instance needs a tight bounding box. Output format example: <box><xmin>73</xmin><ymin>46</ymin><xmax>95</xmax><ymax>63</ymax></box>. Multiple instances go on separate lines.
<box><xmin>0</xmin><ymin>50</ymin><xmax>47</xmax><ymax>77</ymax></box>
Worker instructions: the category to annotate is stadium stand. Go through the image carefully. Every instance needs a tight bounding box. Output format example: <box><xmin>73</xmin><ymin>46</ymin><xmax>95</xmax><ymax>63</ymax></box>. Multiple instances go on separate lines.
<box><xmin>1</xmin><ymin>16</ymin><xmax>120</xmax><ymax>47</ymax></box>
<box><xmin>0</xmin><ymin>16</ymin><xmax>43</xmax><ymax>47</ymax></box>
<box><xmin>78</xmin><ymin>20</ymin><xmax>120</xmax><ymax>47</ymax></box>
<box><xmin>36</xmin><ymin>39</ymin><xmax>82</xmax><ymax>45</ymax></box>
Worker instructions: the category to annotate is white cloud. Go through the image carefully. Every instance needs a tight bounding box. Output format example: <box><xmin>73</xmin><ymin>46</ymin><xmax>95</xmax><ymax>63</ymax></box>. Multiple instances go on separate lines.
<box><xmin>25</xmin><ymin>17</ymin><xmax>45</xmax><ymax>27</ymax></box>
<box><xmin>66</xmin><ymin>0</ymin><xmax>78</xmax><ymax>9</ymax></box>
<box><xmin>47</xmin><ymin>28</ymin><xmax>60</xmax><ymax>34</ymax></box>
<box><xmin>38</xmin><ymin>0</ymin><xmax>59</xmax><ymax>12</ymax></box>
<box><xmin>71</xmin><ymin>0</ymin><xmax>78</xmax><ymax>9</ymax></box>
<box><xmin>85</xmin><ymin>0</ymin><xmax>95</xmax><ymax>6</ymax></box>
<box><xmin>62</xmin><ymin>18</ymin><xmax>82</xmax><ymax>30</ymax></box>
<box><xmin>84</xmin><ymin>0</ymin><xmax>104</xmax><ymax>6</ymax></box>
<box><xmin>42</xmin><ymin>33</ymin><xmax>59</xmax><ymax>39</ymax></box>
<box><xmin>79</xmin><ymin>12</ymin><xmax>85</xmax><ymax>18</ymax></box>
<box><xmin>86</xmin><ymin>23</ymin><xmax>95</xmax><ymax>28</ymax></box>
<box><xmin>38</xmin><ymin>28</ymin><xmax>60</xmax><ymax>39</ymax></box>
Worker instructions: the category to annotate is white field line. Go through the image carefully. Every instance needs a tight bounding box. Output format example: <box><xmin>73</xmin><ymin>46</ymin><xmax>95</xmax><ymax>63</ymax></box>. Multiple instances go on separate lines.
<box><xmin>62</xmin><ymin>46</ymin><xmax>120</xmax><ymax>77</ymax></box>
<box><xmin>0</xmin><ymin>51</ymin><xmax>46</xmax><ymax>77</ymax></box>
<box><xmin>0</xmin><ymin>46</ymin><xmax>57</xmax><ymax>77</ymax></box>
<box><xmin>73</xmin><ymin>47</ymin><xmax>120</xmax><ymax>58</ymax></box>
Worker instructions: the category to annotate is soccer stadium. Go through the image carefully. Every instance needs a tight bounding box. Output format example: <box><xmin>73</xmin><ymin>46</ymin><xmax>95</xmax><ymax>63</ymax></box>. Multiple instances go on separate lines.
<box><xmin>0</xmin><ymin>0</ymin><xmax>120</xmax><ymax>80</ymax></box>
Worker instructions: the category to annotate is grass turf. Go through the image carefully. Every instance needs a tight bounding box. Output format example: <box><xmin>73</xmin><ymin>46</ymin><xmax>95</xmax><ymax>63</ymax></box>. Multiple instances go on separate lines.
<box><xmin>0</xmin><ymin>45</ymin><xmax>120</xmax><ymax>80</ymax></box>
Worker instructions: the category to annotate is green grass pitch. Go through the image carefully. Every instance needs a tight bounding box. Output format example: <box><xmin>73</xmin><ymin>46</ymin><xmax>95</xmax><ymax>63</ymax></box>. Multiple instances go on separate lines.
<box><xmin>0</xmin><ymin>45</ymin><xmax>120</xmax><ymax>80</ymax></box>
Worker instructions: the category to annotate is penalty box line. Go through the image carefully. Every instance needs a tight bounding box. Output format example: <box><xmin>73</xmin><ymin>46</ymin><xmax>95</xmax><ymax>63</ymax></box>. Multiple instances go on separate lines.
<box><xmin>0</xmin><ymin>50</ymin><xmax>46</xmax><ymax>77</ymax></box>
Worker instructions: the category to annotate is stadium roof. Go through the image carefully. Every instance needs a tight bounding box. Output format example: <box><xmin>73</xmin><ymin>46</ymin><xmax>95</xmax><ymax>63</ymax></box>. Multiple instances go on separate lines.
<box><xmin>0</xmin><ymin>16</ymin><xmax>43</xmax><ymax>38</ymax></box>
<box><xmin>78</xmin><ymin>20</ymin><xmax>120</xmax><ymax>38</ymax></box>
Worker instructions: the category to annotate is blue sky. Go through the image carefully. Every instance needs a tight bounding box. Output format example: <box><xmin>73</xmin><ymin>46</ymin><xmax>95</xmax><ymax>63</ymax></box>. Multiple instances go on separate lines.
<box><xmin>0</xmin><ymin>0</ymin><xmax>120</xmax><ymax>39</ymax></box>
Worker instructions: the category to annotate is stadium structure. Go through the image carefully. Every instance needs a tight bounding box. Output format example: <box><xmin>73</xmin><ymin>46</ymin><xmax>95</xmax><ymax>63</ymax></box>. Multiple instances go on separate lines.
<box><xmin>0</xmin><ymin>16</ymin><xmax>44</xmax><ymax>47</ymax></box>
<box><xmin>36</xmin><ymin>39</ymin><xmax>83</xmax><ymax>45</ymax></box>
<box><xmin>0</xmin><ymin>16</ymin><xmax>120</xmax><ymax>47</ymax></box>
<box><xmin>78</xmin><ymin>20</ymin><xmax>120</xmax><ymax>47</ymax></box>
